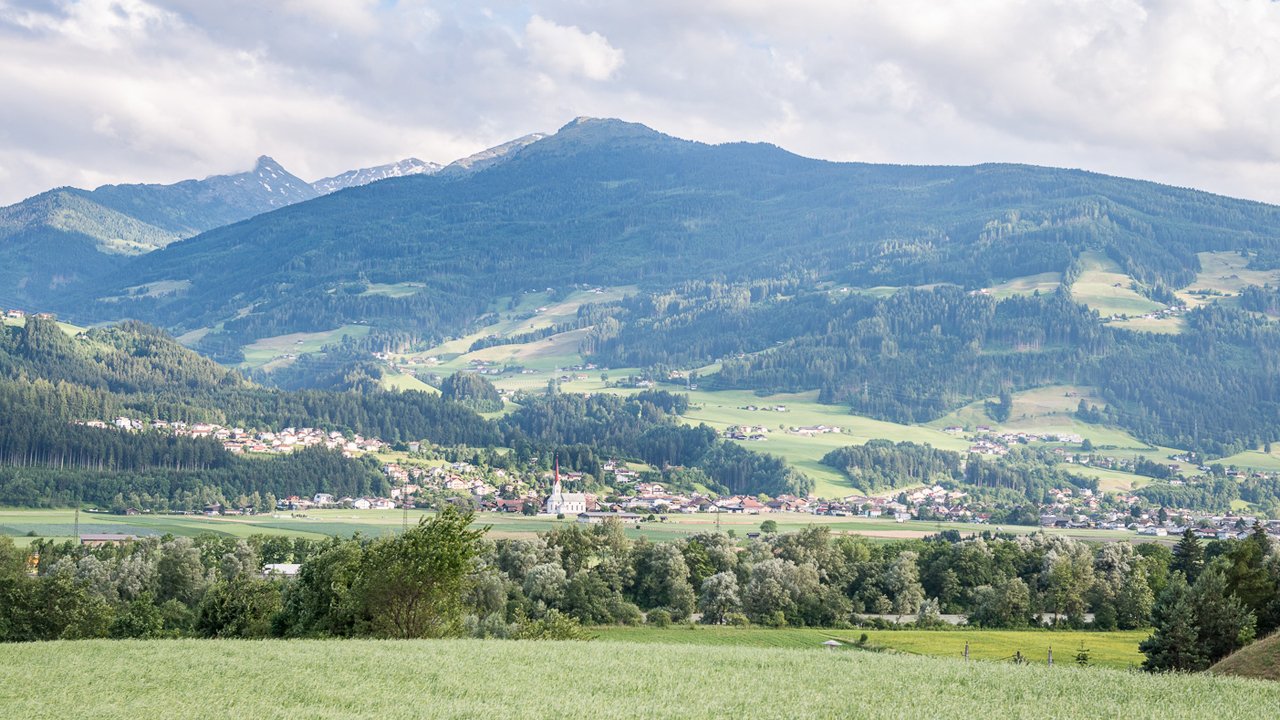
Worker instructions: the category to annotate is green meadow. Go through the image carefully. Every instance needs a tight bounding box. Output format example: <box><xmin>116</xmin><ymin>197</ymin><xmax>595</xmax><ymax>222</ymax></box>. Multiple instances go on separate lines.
<box><xmin>592</xmin><ymin>625</ymin><xmax>1148</xmax><ymax>669</ymax></box>
<box><xmin>1</xmin><ymin>638</ymin><xmax>1276</xmax><ymax>720</ymax></box>
<box><xmin>239</xmin><ymin>324</ymin><xmax>372</xmax><ymax>369</ymax></box>
<box><xmin>1070</xmin><ymin>252</ymin><xmax>1165</xmax><ymax>317</ymax></box>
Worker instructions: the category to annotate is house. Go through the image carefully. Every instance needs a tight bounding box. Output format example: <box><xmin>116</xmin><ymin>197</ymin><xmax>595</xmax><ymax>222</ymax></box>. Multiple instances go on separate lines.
<box><xmin>313</xmin><ymin>493</ymin><xmax>335</xmax><ymax>506</ymax></box>
<box><xmin>80</xmin><ymin>533</ymin><xmax>138</xmax><ymax>547</ymax></box>
<box><xmin>262</xmin><ymin>563</ymin><xmax>301</xmax><ymax>578</ymax></box>
<box><xmin>351</xmin><ymin>498</ymin><xmax>372</xmax><ymax>510</ymax></box>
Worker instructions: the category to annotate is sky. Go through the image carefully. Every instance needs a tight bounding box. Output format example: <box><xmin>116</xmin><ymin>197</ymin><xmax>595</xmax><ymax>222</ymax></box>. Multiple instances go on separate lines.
<box><xmin>1</xmin><ymin>0</ymin><xmax>1278</xmax><ymax>206</ymax></box>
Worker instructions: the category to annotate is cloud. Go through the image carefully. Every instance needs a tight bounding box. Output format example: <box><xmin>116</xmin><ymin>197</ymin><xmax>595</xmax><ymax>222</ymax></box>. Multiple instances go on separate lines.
<box><xmin>0</xmin><ymin>0</ymin><xmax>1278</xmax><ymax>206</ymax></box>
<box><xmin>524</xmin><ymin>15</ymin><xmax>624</xmax><ymax>81</ymax></box>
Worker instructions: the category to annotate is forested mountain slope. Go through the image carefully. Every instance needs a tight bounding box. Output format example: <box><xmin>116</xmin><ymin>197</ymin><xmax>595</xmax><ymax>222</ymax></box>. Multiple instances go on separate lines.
<box><xmin>0</xmin><ymin>157</ymin><xmax>317</xmax><ymax>307</ymax></box>
<box><xmin>71</xmin><ymin>117</ymin><xmax>1280</xmax><ymax>346</ymax></box>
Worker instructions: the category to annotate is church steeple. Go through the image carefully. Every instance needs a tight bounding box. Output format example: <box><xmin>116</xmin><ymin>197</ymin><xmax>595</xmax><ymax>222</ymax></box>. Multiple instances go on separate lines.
<box><xmin>553</xmin><ymin>455</ymin><xmax>562</xmax><ymax>496</ymax></box>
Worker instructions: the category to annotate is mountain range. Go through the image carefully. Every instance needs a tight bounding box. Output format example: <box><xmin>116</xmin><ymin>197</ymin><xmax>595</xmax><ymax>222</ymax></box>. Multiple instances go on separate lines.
<box><xmin>6</xmin><ymin>117</ymin><xmax>1280</xmax><ymax>458</ymax></box>
<box><xmin>59</xmin><ymin>117</ymin><xmax>1280</xmax><ymax>339</ymax></box>
<box><xmin>0</xmin><ymin>132</ymin><xmax>553</xmax><ymax>308</ymax></box>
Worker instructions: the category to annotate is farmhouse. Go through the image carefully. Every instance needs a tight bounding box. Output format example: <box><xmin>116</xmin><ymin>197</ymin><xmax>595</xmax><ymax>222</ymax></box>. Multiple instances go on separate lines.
<box><xmin>80</xmin><ymin>533</ymin><xmax>138</xmax><ymax>547</ymax></box>
<box><xmin>262</xmin><ymin>563</ymin><xmax>301</xmax><ymax>578</ymax></box>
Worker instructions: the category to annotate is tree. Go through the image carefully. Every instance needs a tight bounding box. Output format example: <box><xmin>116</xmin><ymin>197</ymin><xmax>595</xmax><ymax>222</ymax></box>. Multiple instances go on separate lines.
<box><xmin>881</xmin><ymin>551</ymin><xmax>926</xmax><ymax>617</ymax></box>
<box><xmin>1172</xmin><ymin>530</ymin><xmax>1204</xmax><ymax>584</ymax></box>
<box><xmin>742</xmin><ymin>559</ymin><xmax>821</xmax><ymax>626</ymax></box>
<box><xmin>523</xmin><ymin>562</ymin><xmax>568</xmax><ymax>614</ymax></box>
<box><xmin>274</xmin><ymin>539</ymin><xmax>365</xmax><ymax>637</ymax></box>
<box><xmin>1140</xmin><ymin>574</ymin><xmax>1207</xmax><ymax>672</ymax></box>
<box><xmin>760</xmin><ymin>519</ymin><xmax>778</xmax><ymax>534</ymax></box>
<box><xmin>1189</xmin><ymin>565</ymin><xmax>1256</xmax><ymax>664</ymax></box>
<box><xmin>698</xmin><ymin>571</ymin><xmax>742</xmax><ymax>624</ymax></box>
<box><xmin>110</xmin><ymin>594</ymin><xmax>166</xmax><ymax>639</ymax></box>
<box><xmin>629</xmin><ymin>542</ymin><xmax>696</xmax><ymax>620</ymax></box>
<box><xmin>196</xmin><ymin>577</ymin><xmax>282</xmax><ymax>638</ymax></box>
<box><xmin>155</xmin><ymin>537</ymin><xmax>208</xmax><ymax>606</ymax></box>
<box><xmin>356</xmin><ymin>507</ymin><xmax>486</xmax><ymax>638</ymax></box>
<box><xmin>968</xmin><ymin>577</ymin><xmax>1031</xmax><ymax>628</ymax></box>
<box><xmin>1039</xmin><ymin>541</ymin><xmax>1094</xmax><ymax>624</ymax></box>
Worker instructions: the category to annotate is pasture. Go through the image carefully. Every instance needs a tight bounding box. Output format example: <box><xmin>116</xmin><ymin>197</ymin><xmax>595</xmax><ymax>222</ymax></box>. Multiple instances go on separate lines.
<box><xmin>1070</xmin><ymin>252</ymin><xmax>1164</xmax><ymax>317</ymax></box>
<box><xmin>239</xmin><ymin>324</ymin><xmax>372</xmax><ymax>369</ymax></box>
<box><xmin>984</xmin><ymin>271</ymin><xmax>1061</xmax><ymax>300</ymax></box>
<box><xmin>1</xmin><ymin>638</ymin><xmax>1277</xmax><ymax>720</ymax></box>
<box><xmin>1177</xmin><ymin>251</ymin><xmax>1280</xmax><ymax>309</ymax></box>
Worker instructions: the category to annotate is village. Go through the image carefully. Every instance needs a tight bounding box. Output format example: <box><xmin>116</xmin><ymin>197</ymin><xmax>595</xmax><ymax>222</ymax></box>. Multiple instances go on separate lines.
<box><xmin>75</xmin><ymin>413</ymin><xmax>1280</xmax><ymax>544</ymax></box>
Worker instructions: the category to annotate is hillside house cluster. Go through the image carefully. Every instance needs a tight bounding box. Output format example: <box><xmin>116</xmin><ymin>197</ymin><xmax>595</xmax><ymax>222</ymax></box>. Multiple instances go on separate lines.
<box><xmin>275</xmin><ymin>493</ymin><xmax>397</xmax><ymax>511</ymax></box>
<box><xmin>80</xmin><ymin>416</ymin><xmax>387</xmax><ymax>457</ymax></box>
<box><xmin>723</xmin><ymin>425</ymin><xmax>769</xmax><ymax>441</ymax></box>
<box><xmin>789</xmin><ymin>425</ymin><xmax>843</xmax><ymax>437</ymax></box>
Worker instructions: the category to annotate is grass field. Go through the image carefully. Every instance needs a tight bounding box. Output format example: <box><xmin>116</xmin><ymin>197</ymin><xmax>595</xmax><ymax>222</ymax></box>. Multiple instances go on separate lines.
<box><xmin>1177</xmin><ymin>251</ymin><xmax>1280</xmax><ymax>309</ymax></box>
<box><xmin>0</xmin><ymin>508</ymin><xmax>1140</xmax><ymax>548</ymax></box>
<box><xmin>239</xmin><ymin>324</ymin><xmax>373</xmax><ymax>368</ymax></box>
<box><xmin>1</xmin><ymin>638</ymin><xmax>1276</xmax><ymax>719</ymax></box>
<box><xmin>379</xmin><ymin>371</ymin><xmax>439</xmax><ymax>393</ymax></box>
<box><xmin>1070</xmin><ymin>252</ymin><xmax>1164</xmax><ymax>317</ymax></box>
<box><xmin>984</xmin><ymin>271</ymin><xmax>1061</xmax><ymax>300</ymax></box>
<box><xmin>592</xmin><ymin>626</ymin><xmax>1148</xmax><ymax>669</ymax></box>
<box><xmin>360</xmin><ymin>282</ymin><xmax>426</xmax><ymax>298</ymax></box>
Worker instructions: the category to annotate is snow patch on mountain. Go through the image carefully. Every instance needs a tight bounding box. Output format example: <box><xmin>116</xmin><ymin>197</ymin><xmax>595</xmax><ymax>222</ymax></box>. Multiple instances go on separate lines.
<box><xmin>311</xmin><ymin>158</ymin><xmax>443</xmax><ymax>194</ymax></box>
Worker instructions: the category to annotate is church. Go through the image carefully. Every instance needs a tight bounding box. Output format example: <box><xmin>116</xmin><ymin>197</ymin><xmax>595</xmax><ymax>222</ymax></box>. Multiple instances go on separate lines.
<box><xmin>544</xmin><ymin>459</ymin><xmax>587</xmax><ymax>516</ymax></box>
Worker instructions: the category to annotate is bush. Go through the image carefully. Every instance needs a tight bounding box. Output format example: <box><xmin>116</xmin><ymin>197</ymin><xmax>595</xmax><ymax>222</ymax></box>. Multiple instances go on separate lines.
<box><xmin>647</xmin><ymin>609</ymin><xmax>673</xmax><ymax>627</ymax></box>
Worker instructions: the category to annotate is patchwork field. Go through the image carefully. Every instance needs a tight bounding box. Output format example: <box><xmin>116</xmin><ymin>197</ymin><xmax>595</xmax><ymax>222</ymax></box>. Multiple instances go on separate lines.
<box><xmin>0</xmin><ymin>508</ymin><xmax>1139</xmax><ymax>548</ymax></box>
<box><xmin>1</xmin><ymin>638</ymin><xmax>1276</xmax><ymax>720</ymax></box>
<box><xmin>592</xmin><ymin>626</ymin><xmax>1148</xmax><ymax>669</ymax></box>
<box><xmin>400</xmin><ymin>286</ymin><xmax>635</xmax><ymax>374</ymax></box>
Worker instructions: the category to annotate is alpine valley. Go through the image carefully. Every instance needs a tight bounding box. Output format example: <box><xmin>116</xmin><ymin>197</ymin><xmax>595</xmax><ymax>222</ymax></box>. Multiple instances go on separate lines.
<box><xmin>4</xmin><ymin>117</ymin><xmax>1280</xmax><ymax>513</ymax></box>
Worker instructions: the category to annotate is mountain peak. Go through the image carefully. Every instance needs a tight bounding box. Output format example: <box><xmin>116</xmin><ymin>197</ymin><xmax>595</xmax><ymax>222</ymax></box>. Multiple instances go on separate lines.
<box><xmin>254</xmin><ymin>155</ymin><xmax>286</xmax><ymax>174</ymax></box>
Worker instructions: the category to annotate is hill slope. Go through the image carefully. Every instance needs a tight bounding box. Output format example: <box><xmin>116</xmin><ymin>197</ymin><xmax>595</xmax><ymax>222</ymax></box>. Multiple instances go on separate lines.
<box><xmin>1212</xmin><ymin>633</ymin><xmax>1280</xmax><ymax>681</ymax></box>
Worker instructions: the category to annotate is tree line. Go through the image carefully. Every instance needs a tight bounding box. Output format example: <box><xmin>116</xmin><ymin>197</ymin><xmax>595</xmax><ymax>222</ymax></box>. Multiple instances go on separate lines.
<box><xmin>5</xmin><ymin>513</ymin><xmax>1276</xmax><ymax>677</ymax></box>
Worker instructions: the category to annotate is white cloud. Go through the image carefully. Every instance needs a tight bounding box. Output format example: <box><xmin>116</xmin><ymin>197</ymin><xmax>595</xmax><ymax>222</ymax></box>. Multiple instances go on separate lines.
<box><xmin>524</xmin><ymin>15</ymin><xmax>624</xmax><ymax>81</ymax></box>
<box><xmin>0</xmin><ymin>0</ymin><xmax>1278</xmax><ymax>206</ymax></box>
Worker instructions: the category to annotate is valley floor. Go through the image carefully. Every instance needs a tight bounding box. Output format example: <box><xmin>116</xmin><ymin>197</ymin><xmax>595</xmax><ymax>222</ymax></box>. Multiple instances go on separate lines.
<box><xmin>0</xmin><ymin>508</ymin><xmax>1139</xmax><ymax>547</ymax></box>
<box><xmin>0</xmin><ymin>637</ymin><xmax>1275</xmax><ymax>719</ymax></box>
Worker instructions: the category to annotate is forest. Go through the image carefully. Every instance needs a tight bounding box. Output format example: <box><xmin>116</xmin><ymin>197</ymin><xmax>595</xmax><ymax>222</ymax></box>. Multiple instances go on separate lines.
<box><xmin>588</xmin><ymin>283</ymin><xmax>1280</xmax><ymax>456</ymax></box>
<box><xmin>2</xmin><ymin>508</ymin><xmax>1276</xmax><ymax>676</ymax></box>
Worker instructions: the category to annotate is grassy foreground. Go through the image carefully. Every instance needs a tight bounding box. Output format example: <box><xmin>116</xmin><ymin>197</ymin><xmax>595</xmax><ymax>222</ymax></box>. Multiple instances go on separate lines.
<box><xmin>1</xmin><ymin>639</ymin><xmax>1277</xmax><ymax>719</ymax></box>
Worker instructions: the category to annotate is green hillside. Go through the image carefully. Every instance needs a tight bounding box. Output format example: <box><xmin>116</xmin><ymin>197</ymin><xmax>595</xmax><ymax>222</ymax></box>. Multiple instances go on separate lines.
<box><xmin>76</xmin><ymin>117</ymin><xmax>1280</xmax><ymax>345</ymax></box>
<box><xmin>1</xmin><ymin>638</ymin><xmax>1276</xmax><ymax>719</ymax></box>
<box><xmin>56</xmin><ymin>118</ymin><xmax>1280</xmax><ymax>459</ymax></box>
<box><xmin>0</xmin><ymin>157</ymin><xmax>317</xmax><ymax>308</ymax></box>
